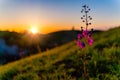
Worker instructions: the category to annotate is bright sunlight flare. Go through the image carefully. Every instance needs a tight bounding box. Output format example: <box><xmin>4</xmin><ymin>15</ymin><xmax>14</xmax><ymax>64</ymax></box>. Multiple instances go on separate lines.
<box><xmin>30</xmin><ymin>26</ymin><xmax>38</xmax><ymax>34</ymax></box>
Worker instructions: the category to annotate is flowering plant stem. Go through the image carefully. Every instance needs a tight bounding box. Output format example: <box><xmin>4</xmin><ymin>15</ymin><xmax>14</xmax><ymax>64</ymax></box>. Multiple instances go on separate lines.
<box><xmin>77</xmin><ymin>4</ymin><xmax>93</xmax><ymax>79</ymax></box>
<box><xmin>82</xmin><ymin>44</ymin><xmax>87</xmax><ymax>79</ymax></box>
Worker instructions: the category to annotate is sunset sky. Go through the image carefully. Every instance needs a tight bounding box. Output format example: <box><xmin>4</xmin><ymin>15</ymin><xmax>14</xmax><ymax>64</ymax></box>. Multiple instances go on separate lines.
<box><xmin>0</xmin><ymin>0</ymin><xmax>120</xmax><ymax>34</ymax></box>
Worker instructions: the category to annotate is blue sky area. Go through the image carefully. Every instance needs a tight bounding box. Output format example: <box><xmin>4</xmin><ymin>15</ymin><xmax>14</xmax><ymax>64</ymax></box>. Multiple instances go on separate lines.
<box><xmin>0</xmin><ymin>0</ymin><xmax>120</xmax><ymax>33</ymax></box>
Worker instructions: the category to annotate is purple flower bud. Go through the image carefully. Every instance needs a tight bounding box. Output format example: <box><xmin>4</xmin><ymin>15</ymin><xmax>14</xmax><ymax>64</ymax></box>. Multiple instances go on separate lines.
<box><xmin>79</xmin><ymin>42</ymin><xmax>85</xmax><ymax>48</ymax></box>
<box><xmin>77</xmin><ymin>40</ymin><xmax>85</xmax><ymax>49</ymax></box>
<box><xmin>82</xmin><ymin>30</ymin><xmax>88</xmax><ymax>38</ymax></box>
<box><xmin>88</xmin><ymin>37</ymin><xmax>93</xmax><ymax>46</ymax></box>
<box><xmin>77</xmin><ymin>34</ymin><xmax>82</xmax><ymax>39</ymax></box>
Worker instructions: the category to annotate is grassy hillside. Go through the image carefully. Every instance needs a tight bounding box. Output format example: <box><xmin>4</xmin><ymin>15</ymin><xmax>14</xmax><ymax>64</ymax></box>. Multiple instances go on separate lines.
<box><xmin>0</xmin><ymin>30</ymin><xmax>80</xmax><ymax>64</ymax></box>
<box><xmin>0</xmin><ymin>27</ymin><xmax>120</xmax><ymax>80</ymax></box>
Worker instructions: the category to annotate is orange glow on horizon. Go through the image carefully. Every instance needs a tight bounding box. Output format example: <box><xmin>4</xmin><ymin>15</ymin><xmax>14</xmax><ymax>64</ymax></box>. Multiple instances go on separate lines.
<box><xmin>0</xmin><ymin>25</ymin><xmax>65</xmax><ymax>34</ymax></box>
<box><xmin>0</xmin><ymin>23</ymin><xmax>119</xmax><ymax>34</ymax></box>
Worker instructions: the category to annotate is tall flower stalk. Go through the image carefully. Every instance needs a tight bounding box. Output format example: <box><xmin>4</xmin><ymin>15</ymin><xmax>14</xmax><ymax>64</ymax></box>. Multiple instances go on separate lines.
<box><xmin>77</xmin><ymin>5</ymin><xmax>93</xmax><ymax>79</ymax></box>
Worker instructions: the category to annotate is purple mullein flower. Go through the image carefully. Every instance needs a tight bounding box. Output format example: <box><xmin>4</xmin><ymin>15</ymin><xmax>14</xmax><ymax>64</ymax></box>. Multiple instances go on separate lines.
<box><xmin>77</xmin><ymin>40</ymin><xmax>85</xmax><ymax>49</ymax></box>
<box><xmin>77</xmin><ymin>29</ymin><xmax>94</xmax><ymax>48</ymax></box>
<box><xmin>88</xmin><ymin>37</ymin><xmax>93</xmax><ymax>46</ymax></box>
<box><xmin>77</xmin><ymin>5</ymin><xmax>93</xmax><ymax>49</ymax></box>
<box><xmin>77</xmin><ymin>34</ymin><xmax>82</xmax><ymax>39</ymax></box>
<box><xmin>80</xmin><ymin>42</ymin><xmax>85</xmax><ymax>48</ymax></box>
<box><xmin>82</xmin><ymin>30</ymin><xmax>89</xmax><ymax>38</ymax></box>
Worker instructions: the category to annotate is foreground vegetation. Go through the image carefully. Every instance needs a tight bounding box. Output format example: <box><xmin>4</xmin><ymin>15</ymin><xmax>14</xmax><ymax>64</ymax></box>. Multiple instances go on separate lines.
<box><xmin>0</xmin><ymin>27</ymin><xmax>120</xmax><ymax>80</ymax></box>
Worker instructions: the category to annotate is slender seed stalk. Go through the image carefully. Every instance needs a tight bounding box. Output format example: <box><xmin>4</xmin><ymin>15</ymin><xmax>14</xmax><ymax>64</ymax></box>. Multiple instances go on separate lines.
<box><xmin>85</xmin><ymin>5</ymin><xmax>88</xmax><ymax>30</ymax></box>
<box><xmin>80</xmin><ymin>4</ymin><xmax>92</xmax><ymax>79</ymax></box>
<box><xmin>77</xmin><ymin>4</ymin><xmax>93</xmax><ymax>79</ymax></box>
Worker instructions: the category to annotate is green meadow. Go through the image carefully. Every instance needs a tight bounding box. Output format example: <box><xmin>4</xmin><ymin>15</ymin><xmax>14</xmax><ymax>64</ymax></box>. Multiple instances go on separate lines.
<box><xmin>0</xmin><ymin>27</ymin><xmax>120</xmax><ymax>80</ymax></box>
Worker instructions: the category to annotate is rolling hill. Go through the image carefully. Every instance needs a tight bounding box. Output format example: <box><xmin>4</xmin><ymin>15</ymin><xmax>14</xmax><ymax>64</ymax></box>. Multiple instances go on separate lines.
<box><xmin>0</xmin><ymin>27</ymin><xmax>120</xmax><ymax>80</ymax></box>
<box><xmin>0</xmin><ymin>29</ymin><xmax>101</xmax><ymax>65</ymax></box>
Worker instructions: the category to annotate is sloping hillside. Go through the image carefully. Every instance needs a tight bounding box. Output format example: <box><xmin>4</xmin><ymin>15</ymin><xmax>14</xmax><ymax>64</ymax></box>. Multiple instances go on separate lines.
<box><xmin>0</xmin><ymin>27</ymin><xmax>120</xmax><ymax>80</ymax></box>
<box><xmin>0</xmin><ymin>29</ymin><xmax>101</xmax><ymax>65</ymax></box>
<box><xmin>0</xmin><ymin>41</ymin><xmax>79</xmax><ymax>80</ymax></box>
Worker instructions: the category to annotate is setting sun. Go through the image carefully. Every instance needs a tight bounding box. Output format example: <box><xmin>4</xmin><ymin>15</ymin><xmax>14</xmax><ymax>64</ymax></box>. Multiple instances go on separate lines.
<box><xmin>30</xmin><ymin>27</ymin><xmax>38</xmax><ymax>34</ymax></box>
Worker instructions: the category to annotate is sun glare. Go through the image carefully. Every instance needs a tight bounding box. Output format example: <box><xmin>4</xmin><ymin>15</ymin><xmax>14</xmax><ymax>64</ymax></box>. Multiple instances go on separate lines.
<box><xmin>30</xmin><ymin>27</ymin><xmax>38</xmax><ymax>34</ymax></box>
